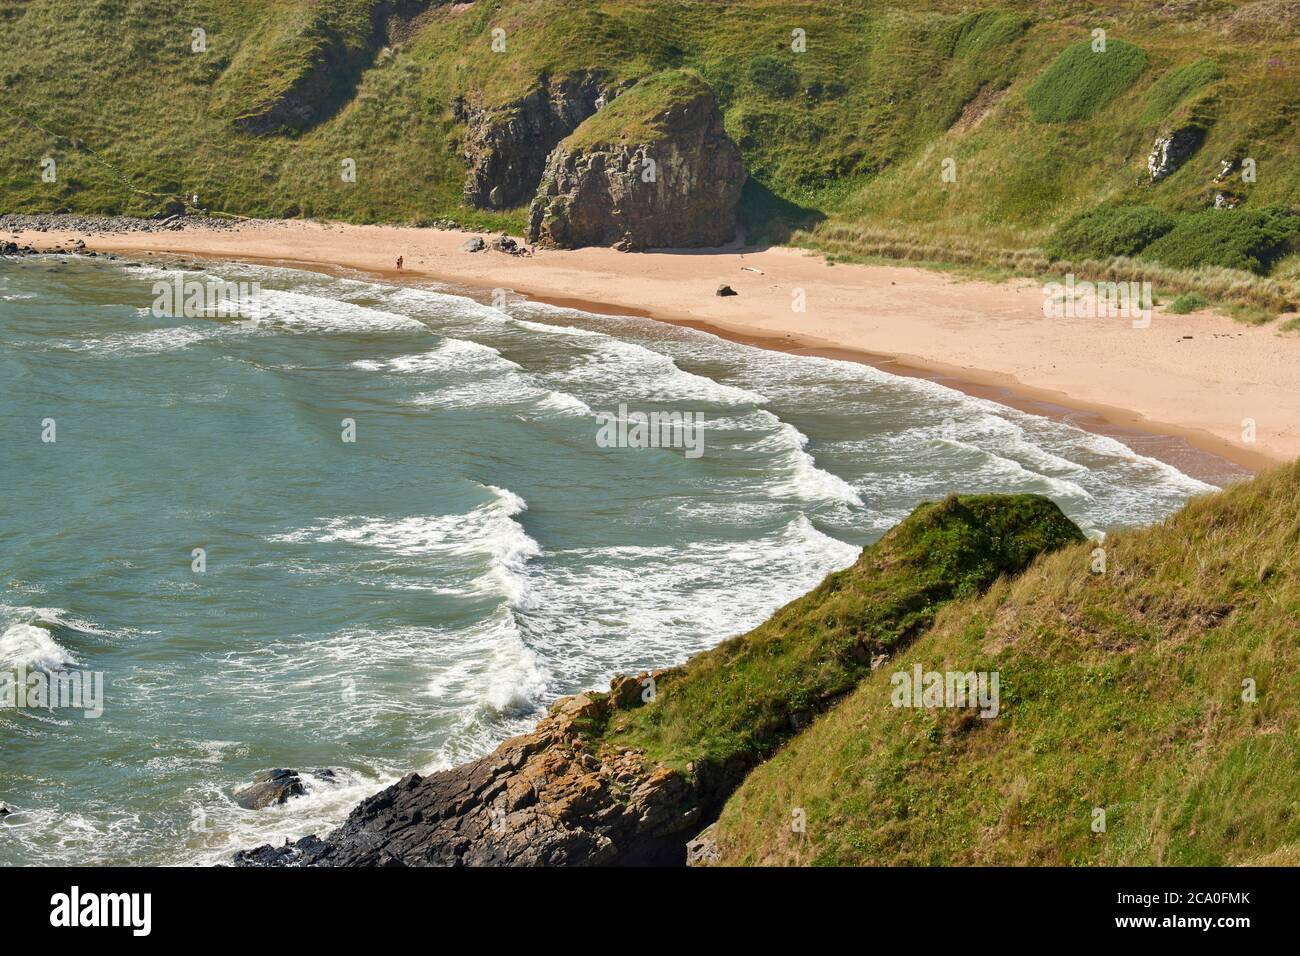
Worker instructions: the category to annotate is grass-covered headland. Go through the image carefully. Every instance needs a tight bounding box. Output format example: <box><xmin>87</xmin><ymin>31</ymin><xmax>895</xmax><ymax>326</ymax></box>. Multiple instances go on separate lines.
<box><xmin>557</xmin><ymin>461</ymin><xmax>1299</xmax><ymax>866</ymax></box>
<box><xmin>1</xmin><ymin>1</ymin><xmax>1298</xmax><ymax>315</ymax></box>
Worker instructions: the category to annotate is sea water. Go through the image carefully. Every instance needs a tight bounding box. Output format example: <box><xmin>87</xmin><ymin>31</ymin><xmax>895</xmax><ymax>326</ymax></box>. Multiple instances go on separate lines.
<box><xmin>0</xmin><ymin>256</ymin><xmax>1216</xmax><ymax>864</ymax></box>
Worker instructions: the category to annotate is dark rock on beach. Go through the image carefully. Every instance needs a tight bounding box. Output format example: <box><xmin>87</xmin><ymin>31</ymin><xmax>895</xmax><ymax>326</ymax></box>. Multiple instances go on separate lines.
<box><xmin>716</xmin><ymin>284</ymin><xmax>737</xmax><ymax>297</ymax></box>
<box><xmin>233</xmin><ymin>677</ymin><xmax>737</xmax><ymax>867</ymax></box>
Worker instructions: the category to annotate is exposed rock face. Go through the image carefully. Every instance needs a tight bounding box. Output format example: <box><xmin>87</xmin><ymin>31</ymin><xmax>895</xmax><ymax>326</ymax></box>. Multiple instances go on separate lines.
<box><xmin>526</xmin><ymin>75</ymin><xmax>745</xmax><ymax>250</ymax></box>
<box><xmin>458</xmin><ymin>73</ymin><xmax>626</xmax><ymax>209</ymax></box>
<box><xmin>685</xmin><ymin>822</ymin><xmax>720</xmax><ymax>866</ymax></box>
<box><xmin>1147</xmin><ymin>125</ymin><xmax>1206</xmax><ymax>181</ymax></box>
<box><xmin>233</xmin><ymin>679</ymin><xmax>742</xmax><ymax>867</ymax></box>
<box><xmin>525</xmin><ymin>79</ymin><xmax>744</xmax><ymax>250</ymax></box>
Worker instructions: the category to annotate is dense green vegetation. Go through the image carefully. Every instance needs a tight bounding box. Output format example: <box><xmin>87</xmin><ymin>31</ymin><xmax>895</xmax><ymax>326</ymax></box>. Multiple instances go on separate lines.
<box><xmin>0</xmin><ymin>0</ymin><xmax>1298</xmax><ymax>312</ymax></box>
<box><xmin>1140</xmin><ymin>57</ymin><xmax>1224</xmax><ymax>124</ymax></box>
<box><xmin>1044</xmin><ymin>205</ymin><xmax>1175</xmax><ymax>261</ymax></box>
<box><xmin>1167</xmin><ymin>291</ymin><xmax>1208</xmax><ymax>313</ymax></box>
<box><xmin>1141</xmin><ymin>203</ymin><xmax>1300</xmax><ymax>274</ymax></box>
<box><xmin>710</xmin><ymin>460</ymin><xmax>1300</xmax><ymax>866</ymax></box>
<box><xmin>562</xmin><ymin>68</ymin><xmax>709</xmax><ymax>149</ymax></box>
<box><xmin>1024</xmin><ymin>39</ymin><xmax>1148</xmax><ymax>122</ymax></box>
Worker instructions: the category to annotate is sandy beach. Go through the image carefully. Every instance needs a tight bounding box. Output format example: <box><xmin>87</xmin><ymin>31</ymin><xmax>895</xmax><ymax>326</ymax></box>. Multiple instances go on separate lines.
<box><xmin>12</xmin><ymin>218</ymin><xmax>1296</xmax><ymax>478</ymax></box>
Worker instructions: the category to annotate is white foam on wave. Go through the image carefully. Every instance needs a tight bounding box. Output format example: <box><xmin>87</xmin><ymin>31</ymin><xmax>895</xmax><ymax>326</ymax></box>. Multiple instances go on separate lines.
<box><xmin>372</xmin><ymin>285</ymin><xmax>512</xmax><ymax>326</ymax></box>
<box><xmin>352</xmin><ymin>336</ymin><xmax>520</xmax><ymax>374</ymax></box>
<box><xmin>745</xmin><ymin>411</ymin><xmax>865</xmax><ymax>507</ymax></box>
<box><xmin>0</xmin><ymin>622</ymin><xmax>78</xmax><ymax>671</ymax></box>
<box><xmin>240</xmin><ymin>288</ymin><xmax>427</xmax><ymax>334</ymax></box>
<box><xmin>534</xmin><ymin>390</ymin><xmax>594</xmax><ymax>416</ymax></box>
<box><xmin>426</xmin><ymin>604</ymin><xmax>549</xmax><ymax>722</ymax></box>
<box><xmin>512</xmin><ymin>316</ymin><xmax>770</xmax><ymax>406</ymax></box>
<box><xmin>70</xmin><ymin>325</ymin><xmax>215</xmax><ymax>355</ymax></box>
<box><xmin>269</xmin><ymin>484</ymin><xmax>540</xmax><ymax>609</ymax></box>
<box><xmin>520</xmin><ymin>513</ymin><xmax>860</xmax><ymax>690</ymax></box>
<box><xmin>410</xmin><ymin>368</ymin><xmax>592</xmax><ymax>418</ymax></box>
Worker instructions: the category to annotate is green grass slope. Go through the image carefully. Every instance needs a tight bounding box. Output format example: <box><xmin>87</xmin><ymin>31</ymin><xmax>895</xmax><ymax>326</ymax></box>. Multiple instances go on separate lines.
<box><xmin>592</xmin><ymin>495</ymin><xmax>1083</xmax><ymax>778</ymax></box>
<box><xmin>709</xmin><ymin>460</ymin><xmax>1300</xmax><ymax>866</ymax></box>
<box><xmin>1</xmin><ymin>1</ymin><xmax>1298</xmax><ymax>310</ymax></box>
<box><xmin>560</xmin><ymin>68</ymin><xmax>710</xmax><ymax>150</ymax></box>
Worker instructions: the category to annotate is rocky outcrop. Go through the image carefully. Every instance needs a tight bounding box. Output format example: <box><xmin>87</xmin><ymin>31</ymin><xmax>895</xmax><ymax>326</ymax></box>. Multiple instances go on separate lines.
<box><xmin>526</xmin><ymin>70</ymin><xmax>745</xmax><ymax>250</ymax></box>
<box><xmin>1147</xmin><ymin>125</ymin><xmax>1206</xmax><ymax>181</ymax></box>
<box><xmin>685</xmin><ymin>822</ymin><xmax>720</xmax><ymax>866</ymax></box>
<box><xmin>232</xmin><ymin>675</ymin><xmax>740</xmax><ymax>867</ymax></box>
<box><xmin>457</xmin><ymin>72</ymin><xmax>627</xmax><ymax>209</ymax></box>
<box><xmin>234</xmin><ymin>768</ymin><xmax>337</xmax><ymax>810</ymax></box>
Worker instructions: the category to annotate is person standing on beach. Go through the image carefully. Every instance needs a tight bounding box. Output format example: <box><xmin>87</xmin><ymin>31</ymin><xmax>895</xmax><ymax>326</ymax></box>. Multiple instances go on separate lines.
<box><xmin>396</xmin><ymin>256</ymin><xmax>403</xmax><ymax>270</ymax></box>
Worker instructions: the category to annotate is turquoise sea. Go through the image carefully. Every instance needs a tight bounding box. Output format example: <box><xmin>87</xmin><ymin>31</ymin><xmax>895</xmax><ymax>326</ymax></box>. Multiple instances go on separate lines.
<box><xmin>0</xmin><ymin>255</ymin><xmax>1218</xmax><ymax>864</ymax></box>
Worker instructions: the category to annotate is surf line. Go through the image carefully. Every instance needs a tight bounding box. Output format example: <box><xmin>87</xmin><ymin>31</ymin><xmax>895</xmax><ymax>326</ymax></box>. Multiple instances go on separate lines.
<box><xmin>594</xmin><ymin>403</ymin><xmax>705</xmax><ymax>459</ymax></box>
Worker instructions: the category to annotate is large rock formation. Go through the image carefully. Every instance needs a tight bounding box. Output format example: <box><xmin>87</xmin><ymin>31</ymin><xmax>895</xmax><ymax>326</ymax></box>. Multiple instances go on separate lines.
<box><xmin>526</xmin><ymin>70</ymin><xmax>746</xmax><ymax>250</ymax></box>
<box><xmin>457</xmin><ymin>72</ymin><xmax>628</xmax><ymax>209</ymax></box>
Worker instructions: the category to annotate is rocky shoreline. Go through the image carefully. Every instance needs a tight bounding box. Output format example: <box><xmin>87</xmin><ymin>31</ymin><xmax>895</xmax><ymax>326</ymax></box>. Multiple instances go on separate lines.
<box><xmin>1</xmin><ymin>212</ymin><xmax>246</xmax><ymax>237</ymax></box>
<box><xmin>232</xmin><ymin>673</ymin><xmax>733</xmax><ymax>867</ymax></box>
<box><xmin>1</xmin><ymin>213</ymin><xmax>248</xmax><ymax>258</ymax></box>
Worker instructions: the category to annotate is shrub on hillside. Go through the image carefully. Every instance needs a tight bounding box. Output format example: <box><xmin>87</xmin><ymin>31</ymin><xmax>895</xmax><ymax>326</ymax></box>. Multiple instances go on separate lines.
<box><xmin>942</xmin><ymin>9</ymin><xmax>1030</xmax><ymax>59</ymax></box>
<box><xmin>1025</xmin><ymin>39</ymin><xmax>1147</xmax><ymax>122</ymax></box>
<box><xmin>1141</xmin><ymin>204</ymin><xmax>1300</xmax><ymax>274</ymax></box>
<box><xmin>1141</xmin><ymin>58</ymin><xmax>1223</xmax><ymax>123</ymax></box>
<box><xmin>1044</xmin><ymin>205</ymin><xmax>1175</xmax><ymax>261</ymax></box>
<box><xmin>747</xmin><ymin>54</ymin><xmax>799</xmax><ymax>98</ymax></box>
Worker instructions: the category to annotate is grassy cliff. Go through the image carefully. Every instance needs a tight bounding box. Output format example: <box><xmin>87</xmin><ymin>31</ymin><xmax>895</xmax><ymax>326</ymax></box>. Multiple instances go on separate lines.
<box><xmin>598</xmin><ymin>494</ymin><xmax>1084</xmax><ymax>774</ymax></box>
<box><xmin>708</xmin><ymin>460</ymin><xmax>1300</xmax><ymax>866</ymax></box>
<box><xmin>1</xmin><ymin>0</ymin><xmax>1298</xmax><ymax>306</ymax></box>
